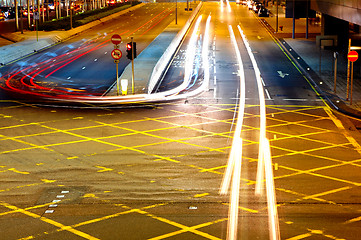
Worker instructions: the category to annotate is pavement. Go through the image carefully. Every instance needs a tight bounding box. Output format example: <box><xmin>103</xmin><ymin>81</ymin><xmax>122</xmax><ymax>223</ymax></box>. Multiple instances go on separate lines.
<box><xmin>261</xmin><ymin>2</ymin><xmax>361</xmax><ymax>118</ymax></box>
<box><xmin>1</xmin><ymin>2</ymin><xmax>361</xmax><ymax>119</ymax></box>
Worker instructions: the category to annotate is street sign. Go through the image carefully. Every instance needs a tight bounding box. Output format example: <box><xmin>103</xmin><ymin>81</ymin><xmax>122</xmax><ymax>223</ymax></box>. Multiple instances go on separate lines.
<box><xmin>111</xmin><ymin>34</ymin><xmax>122</xmax><ymax>45</ymax></box>
<box><xmin>111</xmin><ymin>49</ymin><xmax>122</xmax><ymax>60</ymax></box>
<box><xmin>34</xmin><ymin>11</ymin><xmax>40</xmax><ymax>20</ymax></box>
<box><xmin>348</xmin><ymin>51</ymin><xmax>358</xmax><ymax>62</ymax></box>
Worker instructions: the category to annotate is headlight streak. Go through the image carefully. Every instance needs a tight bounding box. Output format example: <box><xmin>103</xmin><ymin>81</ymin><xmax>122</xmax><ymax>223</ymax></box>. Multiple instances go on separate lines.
<box><xmin>236</xmin><ymin>25</ymin><xmax>266</xmax><ymax>196</ymax></box>
<box><xmin>152</xmin><ymin>15</ymin><xmax>203</xmax><ymax>98</ymax></box>
<box><xmin>225</xmin><ymin>0</ymin><xmax>232</xmax><ymax>13</ymax></box>
<box><xmin>237</xmin><ymin>25</ymin><xmax>281</xmax><ymax>240</ymax></box>
<box><xmin>263</xmin><ymin>138</ymin><xmax>281</xmax><ymax>240</ymax></box>
<box><xmin>202</xmin><ymin>15</ymin><xmax>211</xmax><ymax>91</ymax></box>
<box><xmin>184</xmin><ymin>16</ymin><xmax>202</xmax><ymax>91</ymax></box>
<box><xmin>219</xmin><ymin>25</ymin><xmax>246</xmax><ymax>240</ymax></box>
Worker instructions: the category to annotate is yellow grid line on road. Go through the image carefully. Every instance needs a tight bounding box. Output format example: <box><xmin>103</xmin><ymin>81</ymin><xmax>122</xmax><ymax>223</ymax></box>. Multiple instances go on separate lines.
<box><xmin>1</xmin><ymin>102</ymin><xmax>360</xmax><ymax>240</ymax></box>
<box><xmin>143</xmin><ymin>209</ymin><xmax>227</xmax><ymax>240</ymax></box>
<box><xmin>93</xmin><ymin>120</ymin><xmax>228</xmax><ymax>153</ymax></box>
<box><xmin>16</xmin><ymin>199</ymin><xmax>226</xmax><ymax>240</ymax></box>
<box><xmin>0</xmin><ymin>201</ymin><xmax>100</xmax><ymax>240</ymax></box>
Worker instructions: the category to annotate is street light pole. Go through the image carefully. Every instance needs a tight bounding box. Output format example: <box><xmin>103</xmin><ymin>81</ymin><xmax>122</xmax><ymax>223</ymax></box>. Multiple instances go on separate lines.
<box><xmin>276</xmin><ymin>0</ymin><xmax>278</xmax><ymax>32</ymax></box>
<box><xmin>70</xmin><ymin>1</ymin><xmax>73</xmax><ymax>29</ymax></box>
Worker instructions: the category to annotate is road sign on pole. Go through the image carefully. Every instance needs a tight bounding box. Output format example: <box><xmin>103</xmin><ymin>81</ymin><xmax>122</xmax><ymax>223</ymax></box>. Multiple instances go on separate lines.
<box><xmin>111</xmin><ymin>49</ymin><xmax>122</xmax><ymax>60</ymax></box>
<box><xmin>111</xmin><ymin>49</ymin><xmax>122</xmax><ymax>95</ymax></box>
<box><xmin>111</xmin><ymin>34</ymin><xmax>122</xmax><ymax>45</ymax></box>
<box><xmin>348</xmin><ymin>51</ymin><xmax>358</xmax><ymax>62</ymax></box>
<box><xmin>347</xmin><ymin>50</ymin><xmax>358</xmax><ymax>105</ymax></box>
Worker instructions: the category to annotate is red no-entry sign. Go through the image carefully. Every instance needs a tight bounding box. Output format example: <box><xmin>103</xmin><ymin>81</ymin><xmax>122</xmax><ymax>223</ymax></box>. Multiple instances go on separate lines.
<box><xmin>348</xmin><ymin>51</ymin><xmax>358</xmax><ymax>62</ymax></box>
<box><xmin>111</xmin><ymin>34</ymin><xmax>122</xmax><ymax>45</ymax></box>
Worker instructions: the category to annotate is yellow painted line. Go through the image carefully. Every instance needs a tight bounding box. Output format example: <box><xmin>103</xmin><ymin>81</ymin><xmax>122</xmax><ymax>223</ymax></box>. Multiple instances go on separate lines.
<box><xmin>194</xmin><ymin>193</ymin><xmax>209</xmax><ymax>198</ymax></box>
<box><xmin>285</xmin><ymin>233</ymin><xmax>312</xmax><ymax>240</ymax></box>
<box><xmin>325</xmin><ymin>108</ymin><xmax>361</xmax><ymax>152</ymax></box>
<box><xmin>7</xmin><ymin>168</ymin><xmax>29</xmax><ymax>174</ymax></box>
<box><xmin>0</xmin><ymin>179</ymin><xmax>56</xmax><ymax>194</ymax></box>
<box><xmin>0</xmin><ymin>201</ymin><xmax>100</xmax><ymax>240</ymax></box>
<box><xmin>221</xmin><ymin>203</ymin><xmax>259</xmax><ymax>213</ymax></box>
<box><xmin>140</xmin><ymin>209</ymin><xmax>225</xmax><ymax>240</ymax></box>
<box><xmin>345</xmin><ymin>215</ymin><xmax>361</xmax><ymax>224</ymax></box>
<box><xmin>200</xmin><ymin>165</ymin><xmax>227</xmax><ymax>172</ymax></box>
<box><xmin>93</xmin><ymin>121</ymin><xmax>223</xmax><ymax>154</ymax></box>
<box><xmin>259</xmin><ymin>19</ymin><xmax>328</xmax><ymax>107</ymax></box>
<box><xmin>279</xmin><ymin>163</ymin><xmax>361</xmax><ymax>186</ymax></box>
<box><xmin>95</xmin><ymin>166</ymin><xmax>113</xmax><ymax>172</ymax></box>
<box><xmin>170</xmin><ymin>109</ymin><xmax>234</xmax><ymax>125</ymax></box>
<box><xmin>303</xmin><ymin>186</ymin><xmax>352</xmax><ymax>200</ymax></box>
<box><xmin>0</xmin><ymin>202</ymin><xmax>52</xmax><ymax>217</ymax></box>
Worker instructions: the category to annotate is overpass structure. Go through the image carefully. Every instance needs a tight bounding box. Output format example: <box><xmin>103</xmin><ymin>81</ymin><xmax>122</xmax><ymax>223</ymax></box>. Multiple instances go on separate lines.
<box><xmin>310</xmin><ymin>0</ymin><xmax>361</xmax><ymax>48</ymax></box>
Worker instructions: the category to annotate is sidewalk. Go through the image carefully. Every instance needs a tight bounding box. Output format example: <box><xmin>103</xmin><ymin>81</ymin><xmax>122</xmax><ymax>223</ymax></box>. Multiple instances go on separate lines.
<box><xmin>263</xmin><ymin>3</ymin><xmax>361</xmax><ymax>118</ymax></box>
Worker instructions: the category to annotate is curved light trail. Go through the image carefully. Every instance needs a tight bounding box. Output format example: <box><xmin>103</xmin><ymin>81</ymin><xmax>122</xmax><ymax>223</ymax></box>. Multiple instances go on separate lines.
<box><xmin>0</xmin><ymin>7</ymin><xmax>175</xmax><ymax>99</ymax></box>
<box><xmin>237</xmin><ymin>24</ymin><xmax>281</xmax><ymax>240</ymax></box>
<box><xmin>219</xmin><ymin>25</ymin><xmax>246</xmax><ymax>240</ymax></box>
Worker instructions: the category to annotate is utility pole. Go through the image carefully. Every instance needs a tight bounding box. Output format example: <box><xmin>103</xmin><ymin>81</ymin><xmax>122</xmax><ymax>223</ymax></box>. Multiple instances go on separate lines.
<box><xmin>15</xmin><ymin>0</ymin><xmax>19</xmax><ymax>31</ymax></box>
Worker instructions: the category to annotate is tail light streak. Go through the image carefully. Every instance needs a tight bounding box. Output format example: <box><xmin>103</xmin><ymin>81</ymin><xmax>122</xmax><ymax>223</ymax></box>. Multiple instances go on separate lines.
<box><xmin>1</xmin><ymin>7</ymin><xmax>174</xmax><ymax>97</ymax></box>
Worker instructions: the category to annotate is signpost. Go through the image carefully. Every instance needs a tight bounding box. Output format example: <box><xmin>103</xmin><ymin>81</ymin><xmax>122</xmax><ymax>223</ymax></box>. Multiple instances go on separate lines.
<box><xmin>111</xmin><ymin>34</ymin><xmax>122</xmax><ymax>48</ymax></box>
<box><xmin>111</xmin><ymin>48</ymin><xmax>122</xmax><ymax>96</ymax></box>
<box><xmin>347</xmin><ymin>50</ymin><xmax>358</xmax><ymax>105</ymax></box>
<box><xmin>110</xmin><ymin>34</ymin><xmax>123</xmax><ymax>95</ymax></box>
<box><xmin>347</xmin><ymin>50</ymin><xmax>358</xmax><ymax>62</ymax></box>
<box><xmin>34</xmin><ymin>11</ymin><xmax>39</xmax><ymax>41</ymax></box>
<box><xmin>111</xmin><ymin>49</ymin><xmax>122</xmax><ymax>60</ymax></box>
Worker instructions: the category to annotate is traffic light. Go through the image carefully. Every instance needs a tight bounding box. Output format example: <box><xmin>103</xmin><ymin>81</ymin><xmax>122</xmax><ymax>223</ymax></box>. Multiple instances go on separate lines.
<box><xmin>126</xmin><ymin>42</ymin><xmax>137</xmax><ymax>60</ymax></box>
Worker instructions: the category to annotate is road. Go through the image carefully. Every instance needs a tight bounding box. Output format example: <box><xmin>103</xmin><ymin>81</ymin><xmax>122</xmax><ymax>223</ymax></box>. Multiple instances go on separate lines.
<box><xmin>1</xmin><ymin>2</ymin><xmax>361</xmax><ymax>240</ymax></box>
<box><xmin>0</xmin><ymin>3</ymin><xmax>176</xmax><ymax>98</ymax></box>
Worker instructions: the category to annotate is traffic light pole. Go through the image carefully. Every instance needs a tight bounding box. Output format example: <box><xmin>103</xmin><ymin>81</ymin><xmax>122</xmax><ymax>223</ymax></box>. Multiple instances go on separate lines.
<box><xmin>116</xmin><ymin>61</ymin><xmax>119</xmax><ymax>95</ymax></box>
<box><xmin>131</xmin><ymin>37</ymin><xmax>135</xmax><ymax>94</ymax></box>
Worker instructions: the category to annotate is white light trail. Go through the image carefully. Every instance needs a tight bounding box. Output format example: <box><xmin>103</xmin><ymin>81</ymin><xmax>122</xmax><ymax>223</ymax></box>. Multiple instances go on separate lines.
<box><xmin>202</xmin><ymin>15</ymin><xmax>211</xmax><ymax>91</ymax></box>
<box><xmin>237</xmin><ymin>24</ymin><xmax>280</xmax><ymax>240</ymax></box>
<box><xmin>220</xmin><ymin>25</ymin><xmax>246</xmax><ymax>195</ymax></box>
<box><xmin>225</xmin><ymin>0</ymin><xmax>232</xmax><ymax>13</ymax></box>
<box><xmin>219</xmin><ymin>25</ymin><xmax>246</xmax><ymax>240</ymax></box>
<box><xmin>227</xmin><ymin>136</ymin><xmax>242</xmax><ymax>240</ymax></box>
<box><xmin>155</xmin><ymin>15</ymin><xmax>203</xmax><ymax>98</ymax></box>
<box><xmin>263</xmin><ymin>138</ymin><xmax>281</xmax><ymax>240</ymax></box>
<box><xmin>237</xmin><ymin>25</ymin><xmax>266</xmax><ymax>196</ymax></box>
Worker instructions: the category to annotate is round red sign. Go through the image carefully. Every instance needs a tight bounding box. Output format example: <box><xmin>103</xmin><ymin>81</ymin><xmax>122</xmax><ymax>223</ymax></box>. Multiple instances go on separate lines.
<box><xmin>111</xmin><ymin>49</ymin><xmax>122</xmax><ymax>60</ymax></box>
<box><xmin>111</xmin><ymin>34</ymin><xmax>122</xmax><ymax>45</ymax></box>
<box><xmin>348</xmin><ymin>51</ymin><xmax>358</xmax><ymax>62</ymax></box>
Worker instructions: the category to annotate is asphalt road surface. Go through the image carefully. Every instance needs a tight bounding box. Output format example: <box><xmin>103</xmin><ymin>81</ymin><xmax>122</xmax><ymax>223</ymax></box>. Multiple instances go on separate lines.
<box><xmin>0</xmin><ymin>3</ymin><xmax>177</xmax><ymax>98</ymax></box>
<box><xmin>1</xmin><ymin>2</ymin><xmax>361</xmax><ymax>240</ymax></box>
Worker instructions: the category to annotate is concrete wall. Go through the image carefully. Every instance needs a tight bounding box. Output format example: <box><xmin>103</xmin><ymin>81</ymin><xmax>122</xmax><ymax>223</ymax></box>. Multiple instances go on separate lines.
<box><xmin>311</xmin><ymin>0</ymin><xmax>361</xmax><ymax>25</ymax></box>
